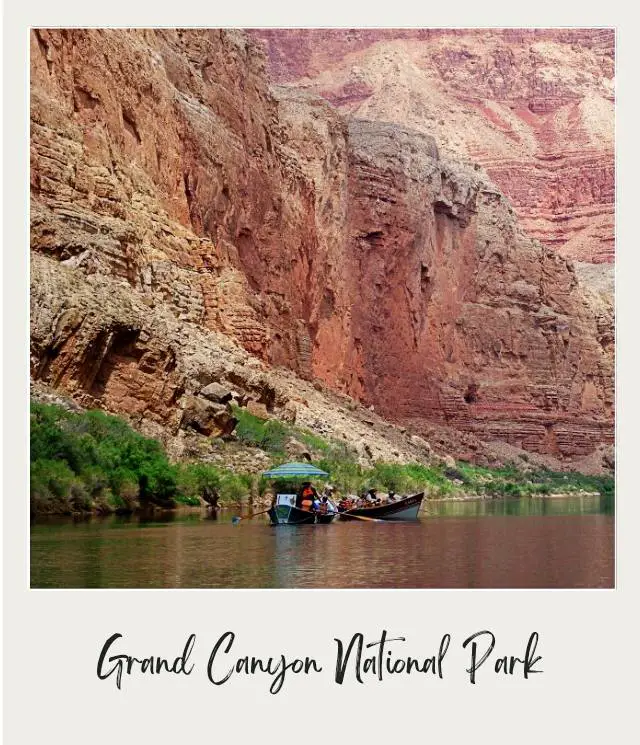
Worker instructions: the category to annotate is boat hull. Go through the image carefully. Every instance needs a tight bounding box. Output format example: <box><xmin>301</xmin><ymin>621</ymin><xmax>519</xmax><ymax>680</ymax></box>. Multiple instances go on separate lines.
<box><xmin>316</xmin><ymin>512</ymin><xmax>338</xmax><ymax>524</ymax></box>
<box><xmin>268</xmin><ymin>505</ymin><xmax>337</xmax><ymax>525</ymax></box>
<box><xmin>339</xmin><ymin>492</ymin><xmax>424</xmax><ymax>521</ymax></box>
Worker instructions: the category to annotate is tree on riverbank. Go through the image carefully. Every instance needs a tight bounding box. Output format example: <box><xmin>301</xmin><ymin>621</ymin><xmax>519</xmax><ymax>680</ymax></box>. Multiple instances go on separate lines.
<box><xmin>30</xmin><ymin>402</ymin><xmax>219</xmax><ymax>516</ymax></box>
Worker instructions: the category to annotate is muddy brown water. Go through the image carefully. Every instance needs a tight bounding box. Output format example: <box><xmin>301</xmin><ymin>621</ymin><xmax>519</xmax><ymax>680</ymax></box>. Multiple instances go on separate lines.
<box><xmin>30</xmin><ymin>495</ymin><xmax>614</xmax><ymax>589</ymax></box>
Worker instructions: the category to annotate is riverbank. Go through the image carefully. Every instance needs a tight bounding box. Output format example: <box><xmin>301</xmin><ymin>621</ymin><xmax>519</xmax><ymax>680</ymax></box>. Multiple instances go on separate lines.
<box><xmin>30</xmin><ymin>400</ymin><xmax>614</xmax><ymax>518</ymax></box>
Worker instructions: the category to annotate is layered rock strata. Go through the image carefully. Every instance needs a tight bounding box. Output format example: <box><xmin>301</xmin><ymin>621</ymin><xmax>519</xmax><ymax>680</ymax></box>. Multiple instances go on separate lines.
<box><xmin>342</xmin><ymin>120</ymin><xmax>612</xmax><ymax>456</ymax></box>
<box><xmin>30</xmin><ymin>29</ymin><xmax>613</xmax><ymax>463</ymax></box>
<box><xmin>30</xmin><ymin>252</ymin><xmax>438</xmax><ymax>467</ymax></box>
<box><xmin>251</xmin><ymin>28</ymin><xmax>615</xmax><ymax>266</ymax></box>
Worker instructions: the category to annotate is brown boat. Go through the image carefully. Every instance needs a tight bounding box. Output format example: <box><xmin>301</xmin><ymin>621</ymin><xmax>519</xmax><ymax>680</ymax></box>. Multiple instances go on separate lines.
<box><xmin>338</xmin><ymin>492</ymin><xmax>424</xmax><ymax>521</ymax></box>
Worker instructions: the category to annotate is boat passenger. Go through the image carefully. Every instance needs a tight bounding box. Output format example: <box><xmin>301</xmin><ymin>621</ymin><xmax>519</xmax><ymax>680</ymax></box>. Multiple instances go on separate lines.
<box><xmin>323</xmin><ymin>485</ymin><xmax>338</xmax><ymax>513</ymax></box>
<box><xmin>320</xmin><ymin>495</ymin><xmax>336</xmax><ymax>514</ymax></box>
<box><xmin>299</xmin><ymin>482</ymin><xmax>318</xmax><ymax>511</ymax></box>
<box><xmin>338</xmin><ymin>497</ymin><xmax>352</xmax><ymax>512</ymax></box>
<box><xmin>387</xmin><ymin>490</ymin><xmax>397</xmax><ymax>502</ymax></box>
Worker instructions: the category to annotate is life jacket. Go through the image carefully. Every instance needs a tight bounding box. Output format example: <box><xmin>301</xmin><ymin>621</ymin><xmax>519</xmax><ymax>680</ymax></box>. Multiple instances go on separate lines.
<box><xmin>301</xmin><ymin>487</ymin><xmax>315</xmax><ymax>508</ymax></box>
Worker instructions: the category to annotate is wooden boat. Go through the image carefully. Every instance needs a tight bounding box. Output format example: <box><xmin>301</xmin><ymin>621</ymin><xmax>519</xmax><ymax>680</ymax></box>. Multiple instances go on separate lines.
<box><xmin>268</xmin><ymin>493</ymin><xmax>337</xmax><ymax>525</ymax></box>
<box><xmin>338</xmin><ymin>492</ymin><xmax>424</xmax><ymax>521</ymax></box>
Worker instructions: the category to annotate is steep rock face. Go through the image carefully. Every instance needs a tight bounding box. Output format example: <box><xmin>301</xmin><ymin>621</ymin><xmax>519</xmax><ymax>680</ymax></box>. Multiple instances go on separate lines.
<box><xmin>251</xmin><ymin>29</ymin><xmax>615</xmax><ymax>266</ymax></box>
<box><xmin>29</xmin><ymin>253</ymin><xmax>447</xmax><ymax>468</ymax></box>
<box><xmin>30</xmin><ymin>29</ymin><xmax>352</xmax><ymax>380</ymax></box>
<box><xmin>343</xmin><ymin>121</ymin><xmax>612</xmax><ymax>456</ymax></box>
<box><xmin>30</xmin><ymin>28</ymin><xmax>613</xmax><ymax>461</ymax></box>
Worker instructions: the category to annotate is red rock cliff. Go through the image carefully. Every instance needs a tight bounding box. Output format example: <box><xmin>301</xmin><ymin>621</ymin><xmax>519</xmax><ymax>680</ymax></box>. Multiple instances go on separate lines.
<box><xmin>251</xmin><ymin>29</ymin><xmax>615</xmax><ymax>265</ymax></box>
<box><xmin>30</xmin><ymin>29</ymin><xmax>613</xmax><ymax>461</ymax></box>
<box><xmin>31</xmin><ymin>28</ymin><xmax>353</xmax><ymax>380</ymax></box>
<box><xmin>343</xmin><ymin>120</ymin><xmax>612</xmax><ymax>456</ymax></box>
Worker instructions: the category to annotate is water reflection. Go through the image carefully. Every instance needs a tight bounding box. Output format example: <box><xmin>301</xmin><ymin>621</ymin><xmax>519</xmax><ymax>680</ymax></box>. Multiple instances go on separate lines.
<box><xmin>31</xmin><ymin>496</ymin><xmax>614</xmax><ymax>589</ymax></box>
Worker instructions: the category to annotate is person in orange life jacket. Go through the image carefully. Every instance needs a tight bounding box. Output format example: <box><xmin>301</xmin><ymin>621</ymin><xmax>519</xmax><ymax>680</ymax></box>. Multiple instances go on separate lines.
<box><xmin>298</xmin><ymin>482</ymin><xmax>318</xmax><ymax>511</ymax></box>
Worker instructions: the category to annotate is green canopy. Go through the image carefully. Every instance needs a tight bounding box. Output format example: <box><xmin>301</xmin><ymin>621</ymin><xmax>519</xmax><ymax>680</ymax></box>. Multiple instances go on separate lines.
<box><xmin>263</xmin><ymin>462</ymin><xmax>329</xmax><ymax>479</ymax></box>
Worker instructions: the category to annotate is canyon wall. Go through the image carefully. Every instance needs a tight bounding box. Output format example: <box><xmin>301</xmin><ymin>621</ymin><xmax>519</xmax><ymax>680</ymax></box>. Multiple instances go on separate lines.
<box><xmin>30</xmin><ymin>29</ymin><xmax>613</xmax><ymax>463</ymax></box>
<box><xmin>31</xmin><ymin>28</ymin><xmax>354</xmax><ymax>381</ymax></box>
<box><xmin>251</xmin><ymin>29</ymin><xmax>615</xmax><ymax>265</ymax></box>
<box><xmin>343</xmin><ymin>120</ymin><xmax>612</xmax><ymax>455</ymax></box>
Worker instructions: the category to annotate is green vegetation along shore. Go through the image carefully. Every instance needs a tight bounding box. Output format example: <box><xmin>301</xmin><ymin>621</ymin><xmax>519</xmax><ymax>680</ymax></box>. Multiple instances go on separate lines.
<box><xmin>30</xmin><ymin>401</ymin><xmax>614</xmax><ymax>517</ymax></box>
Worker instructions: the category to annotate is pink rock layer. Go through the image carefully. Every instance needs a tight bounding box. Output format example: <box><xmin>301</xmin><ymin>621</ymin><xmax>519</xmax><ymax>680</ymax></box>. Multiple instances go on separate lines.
<box><xmin>250</xmin><ymin>28</ymin><xmax>615</xmax><ymax>265</ymax></box>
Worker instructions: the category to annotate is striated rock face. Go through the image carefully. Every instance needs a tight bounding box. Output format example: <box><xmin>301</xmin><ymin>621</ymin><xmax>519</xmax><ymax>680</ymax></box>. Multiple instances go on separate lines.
<box><xmin>30</xmin><ymin>28</ymin><xmax>352</xmax><ymax>380</ymax></box>
<box><xmin>251</xmin><ymin>29</ymin><xmax>615</xmax><ymax>266</ymax></box>
<box><xmin>30</xmin><ymin>29</ymin><xmax>613</xmax><ymax>463</ymax></box>
<box><xmin>29</xmin><ymin>252</ymin><xmax>450</xmax><ymax>469</ymax></box>
<box><xmin>342</xmin><ymin>120</ymin><xmax>612</xmax><ymax>456</ymax></box>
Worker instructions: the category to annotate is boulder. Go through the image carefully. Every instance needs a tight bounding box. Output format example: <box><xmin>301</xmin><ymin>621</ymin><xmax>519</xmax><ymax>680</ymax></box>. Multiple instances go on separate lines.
<box><xmin>200</xmin><ymin>381</ymin><xmax>234</xmax><ymax>404</ymax></box>
<box><xmin>443</xmin><ymin>454</ymin><xmax>457</xmax><ymax>469</ymax></box>
<box><xmin>410</xmin><ymin>434</ymin><xmax>432</xmax><ymax>454</ymax></box>
<box><xmin>285</xmin><ymin>438</ymin><xmax>312</xmax><ymax>461</ymax></box>
<box><xmin>180</xmin><ymin>395</ymin><xmax>237</xmax><ymax>437</ymax></box>
<box><xmin>246</xmin><ymin>400</ymin><xmax>270</xmax><ymax>419</ymax></box>
<box><xmin>280</xmin><ymin>401</ymin><xmax>298</xmax><ymax>424</ymax></box>
<box><xmin>231</xmin><ymin>391</ymin><xmax>249</xmax><ymax>407</ymax></box>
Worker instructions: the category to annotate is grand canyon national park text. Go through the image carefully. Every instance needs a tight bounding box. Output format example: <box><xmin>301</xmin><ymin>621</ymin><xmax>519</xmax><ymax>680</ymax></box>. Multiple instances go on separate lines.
<box><xmin>96</xmin><ymin>630</ymin><xmax>543</xmax><ymax>693</ymax></box>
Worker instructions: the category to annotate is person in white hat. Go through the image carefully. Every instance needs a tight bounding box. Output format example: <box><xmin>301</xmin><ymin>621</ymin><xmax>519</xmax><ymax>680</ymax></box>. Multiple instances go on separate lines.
<box><xmin>322</xmin><ymin>484</ymin><xmax>338</xmax><ymax>513</ymax></box>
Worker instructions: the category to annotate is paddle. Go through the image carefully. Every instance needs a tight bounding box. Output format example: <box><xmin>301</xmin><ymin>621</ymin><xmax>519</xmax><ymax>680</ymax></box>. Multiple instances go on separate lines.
<box><xmin>340</xmin><ymin>510</ymin><xmax>383</xmax><ymax>523</ymax></box>
<box><xmin>232</xmin><ymin>507</ymin><xmax>272</xmax><ymax>524</ymax></box>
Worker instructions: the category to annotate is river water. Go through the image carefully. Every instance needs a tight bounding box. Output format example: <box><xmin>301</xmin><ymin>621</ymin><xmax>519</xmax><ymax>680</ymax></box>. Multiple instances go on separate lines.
<box><xmin>30</xmin><ymin>495</ymin><xmax>614</xmax><ymax>589</ymax></box>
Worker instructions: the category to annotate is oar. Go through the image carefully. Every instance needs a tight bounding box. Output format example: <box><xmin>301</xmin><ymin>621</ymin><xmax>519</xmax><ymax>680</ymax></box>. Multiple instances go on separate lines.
<box><xmin>340</xmin><ymin>510</ymin><xmax>383</xmax><ymax>523</ymax></box>
<box><xmin>232</xmin><ymin>507</ymin><xmax>272</xmax><ymax>524</ymax></box>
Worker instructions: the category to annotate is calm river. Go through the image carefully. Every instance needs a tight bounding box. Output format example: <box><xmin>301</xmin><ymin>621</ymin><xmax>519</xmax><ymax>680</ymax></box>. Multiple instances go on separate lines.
<box><xmin>30</xmin><ymin>495</ymin><xmax>614</xmax><ymax>589</ymax></box>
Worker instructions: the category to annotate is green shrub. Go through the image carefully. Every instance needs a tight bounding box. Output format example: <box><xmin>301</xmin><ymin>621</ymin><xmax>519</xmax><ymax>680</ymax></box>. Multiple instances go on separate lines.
<box><xmin>29</xmin><ymin>400</ymin><xmax>615</xmax><ymax>514</ymax></box>
<box><xmin>371</xmin><ymin>462</ymin><xmax>417</xmax><ymax>493</ymax></box>
<box><xmin>295</xmin><ymin>430</ymin><xmax>331</xmax><ymax>453</ymax></box>
<box><xmin>176</xmin><ymin>463</ymin><xmax>222</xmax><ymax>499</ymax></box>
<box><xmin>69</xmin><ymin>480</ymin><xmax>93</xmax><ymax>512</ymax></box>
<box><xmin>30</xmin><ymin>401</ymin><xmax>178</xmax><ymax>510</ymax></box>
<box><xmin>261</xmin><ymin>420</ymin><xmax>288</xmax><ymax>453</ymax></box>
<box><xmin>174</xmin><ymin>495</ymin><xmax>201</xmax><ymax>506</ymax></box>
<box><xmin>233</xmin><ymin>407</ymin><xmax>287</xmax><ymax>453</ymax></box>
<box><xmin>30</xmin><ymin>458</ymin><xmax>75</xmax><ymax>500</ymax></box>
<box><xmin>220</xmin><ymin>472</ymin><xmax>250</xmax><ymax>502</ymax></box>
<box><xmin>105</xmin><ymin>490</ymin><xmax>127</xmax><ymax>511</ymax></box>
<box><xmin>318</xmin><ymin>457</ymin><xmax>363</xmax><ymax>494</ymax></box>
